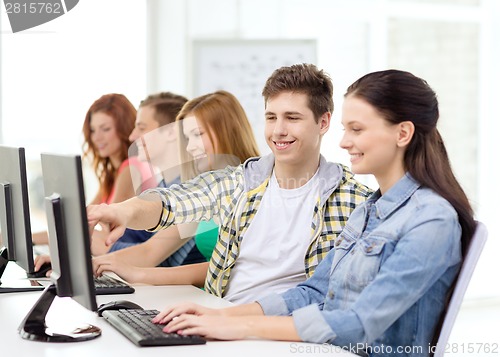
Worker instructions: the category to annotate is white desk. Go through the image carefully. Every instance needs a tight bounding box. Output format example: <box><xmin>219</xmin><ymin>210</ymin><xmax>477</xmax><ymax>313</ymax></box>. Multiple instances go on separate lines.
<box><xmin>0</xmin><ymin>284</ymin><xmax>358</xmax><ymax>356</ymax></box>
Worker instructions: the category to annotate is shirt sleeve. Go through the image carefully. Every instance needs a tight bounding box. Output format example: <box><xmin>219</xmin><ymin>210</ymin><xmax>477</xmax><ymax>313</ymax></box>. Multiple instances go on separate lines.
<box><xmin>108</xmin><ymin>240</ymin><xmax>140</xmax><ymax>252</ymax></box>
<box><xmin>141</xmin><ymin>166</ymin><xmax>242</xmax><ymax>232</ymax></box>
<box><xmin>258</xmin><ymin>246</ymin><xmax>334</xmax><ymax>308</ymax></box>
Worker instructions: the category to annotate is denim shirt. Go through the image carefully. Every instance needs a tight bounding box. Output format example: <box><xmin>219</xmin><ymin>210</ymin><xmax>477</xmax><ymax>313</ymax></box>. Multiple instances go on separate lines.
<box><xmin>258</xmin><ymin>174</ymin><xmax>462</xmax><ymax>356</ymax></box>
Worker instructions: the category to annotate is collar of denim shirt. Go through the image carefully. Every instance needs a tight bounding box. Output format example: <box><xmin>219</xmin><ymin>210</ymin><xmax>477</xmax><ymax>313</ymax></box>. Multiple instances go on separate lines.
<box><xmin>367</xmin><ymin>173</ymin><xmax>421</xmax><ymax>220</ymax></box>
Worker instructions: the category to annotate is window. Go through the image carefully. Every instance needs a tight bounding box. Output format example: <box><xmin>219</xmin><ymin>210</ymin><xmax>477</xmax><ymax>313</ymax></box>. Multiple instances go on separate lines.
<box><xmin>1</xmin><ymin>0</ymin><xmax>147</xmax><ymax>231</ymax></box>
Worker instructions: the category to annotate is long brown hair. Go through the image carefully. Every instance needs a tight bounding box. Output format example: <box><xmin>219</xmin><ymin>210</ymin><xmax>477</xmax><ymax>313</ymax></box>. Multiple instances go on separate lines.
<box><xmin>176</xmin><ymin>90</ymin><xmax>260</xmax><ymax>180</ymax></box>
<box><xmin>82</xmin><ymin>93</ymin><xmax>136</xmax><ymax>201</ymax></box>
<box><xmin>345</xmin><ymin>70</ymin><xmax>475</xmax><ymax>254</ymax></box>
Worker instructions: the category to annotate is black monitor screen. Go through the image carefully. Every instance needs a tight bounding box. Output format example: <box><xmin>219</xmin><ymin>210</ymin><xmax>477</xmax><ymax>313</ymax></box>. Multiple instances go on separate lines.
<box><xmin>40</xmin><ymin>152</ymin><xmax>97</xmax><ymax>311</ymax></box>
<box><xmin>0</xmin><ymin>146</ymin><xmax>36</xmax><ymax>276</ymax></box>
<box><xmin>18</xmin><ymin>153</ymin><xmax>101</xmax><ymax>342</ymax></box>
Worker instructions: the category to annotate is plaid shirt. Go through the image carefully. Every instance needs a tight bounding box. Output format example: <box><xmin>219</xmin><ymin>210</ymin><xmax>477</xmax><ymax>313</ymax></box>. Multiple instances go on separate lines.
<box><xmin>145</xmin><ymin>154</ymin><xmax>373</xmax><ymax>298</ymax></box>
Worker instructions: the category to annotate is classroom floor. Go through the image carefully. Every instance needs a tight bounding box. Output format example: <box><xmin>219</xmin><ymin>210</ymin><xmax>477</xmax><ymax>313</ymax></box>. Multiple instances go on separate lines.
<box><xmin>446</xmin><ymin>297</ymin><xmax>500</xmax><ymax>356</ymax></box>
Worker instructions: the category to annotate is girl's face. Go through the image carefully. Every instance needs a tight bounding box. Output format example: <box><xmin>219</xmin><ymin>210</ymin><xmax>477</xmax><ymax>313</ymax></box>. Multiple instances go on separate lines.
<box><xmin>90</xmin><ymin>111</ymin><xmax>122</xmax><ymax>164</ymax></box>
<box><xmin>340</xmin><ymin>96</ymin><xmax>407</xmax><ymax>189</ymax></box>
<box><xmin>182</xmin><ymin>115</ymin><xmax>216</xmax><ymax>173</ymax></box>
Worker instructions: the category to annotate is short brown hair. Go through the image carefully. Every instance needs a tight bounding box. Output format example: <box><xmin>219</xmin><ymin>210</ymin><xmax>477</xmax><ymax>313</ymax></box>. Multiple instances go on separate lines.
<box><xmin>262</xmin><ymin>63</ymin><xmax>333</xmax><ymax>122</ymax></box>
<box><xmin>139</xmin><ymin>92</ymin><xmax>188</xmax><ymax>127</ymax></box>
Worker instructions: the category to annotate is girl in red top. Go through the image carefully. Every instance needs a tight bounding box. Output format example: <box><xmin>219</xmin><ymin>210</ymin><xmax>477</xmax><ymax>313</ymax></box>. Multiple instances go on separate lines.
<box><xmin>82</xmin><ymin>93</ymin><xmax>156</xmax><ymax>204</ymax></box>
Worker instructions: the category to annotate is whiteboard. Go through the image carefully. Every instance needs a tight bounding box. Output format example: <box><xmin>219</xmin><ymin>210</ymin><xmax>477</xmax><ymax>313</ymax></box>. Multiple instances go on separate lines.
<box><xmin>192</xmin><ymin>39</ymin><xmax>317</xmax><ymax>155</ymax></box>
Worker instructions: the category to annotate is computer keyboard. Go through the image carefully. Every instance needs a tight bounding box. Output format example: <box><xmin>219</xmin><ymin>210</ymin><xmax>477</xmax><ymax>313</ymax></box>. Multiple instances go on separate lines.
<box><xmin>102</xmin><ymin>309</ymin><xmax>206</xmax><ymax>347</ymax></box>
<box><xmin>94</xmin><ymin>274</ymin><xmax>135</xmax><ymax>295</ymax></box>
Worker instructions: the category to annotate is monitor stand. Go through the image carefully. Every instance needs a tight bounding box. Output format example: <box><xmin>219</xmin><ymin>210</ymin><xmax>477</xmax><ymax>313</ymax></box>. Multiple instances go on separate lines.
<box><xmin>0</xmin><ymin>247</ymin><xmax>45</xmax><ymax>293</ymax></box>
<box><xmin>18</xmin><ymin>284</ymin><xmax>101</xmax><ymax>342</ymax></box>
<box><xmin>0</xmin><ymin>247</ymin><xmax>8</xmax><ymax>281</ymax></box>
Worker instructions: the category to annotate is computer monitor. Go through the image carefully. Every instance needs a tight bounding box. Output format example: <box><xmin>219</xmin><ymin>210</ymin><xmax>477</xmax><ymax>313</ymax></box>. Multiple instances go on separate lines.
<box><xmin>18</xmin><ymin>153</ymin><xmax>101</xmax><ymax>342</ymax></box>
<box><xmin>0</xmin><ymin>145</ymin><xmax>44</xmax><ymax>292</ymax></box>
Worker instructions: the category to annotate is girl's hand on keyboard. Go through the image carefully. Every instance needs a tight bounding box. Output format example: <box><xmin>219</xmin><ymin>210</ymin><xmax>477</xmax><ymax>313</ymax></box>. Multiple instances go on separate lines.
<box><xmin>162</xmin><ymin>314</ymin><xmax>250</xmax><ymax>340</ymax></box>
<box><xmin>92</xmin><ymin>254</ymin><xmax>140</xmax><ymax>282</ymax></box>
<box><xmin>34</xmin><ymin>254</ymin><xmax>53</xmax><ymax>277</ymax></box>
<box><xmin>152</xmin><ymin>303</ymin><xmax>220</xmax><ymax>325</ymax></box>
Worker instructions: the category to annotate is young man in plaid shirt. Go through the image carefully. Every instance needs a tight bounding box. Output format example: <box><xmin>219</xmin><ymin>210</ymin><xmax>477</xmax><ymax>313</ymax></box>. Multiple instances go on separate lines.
<box><xmin>88</xmin><ymin>63</ymin><xmax>372</xmax><ymax>303</ymax></box>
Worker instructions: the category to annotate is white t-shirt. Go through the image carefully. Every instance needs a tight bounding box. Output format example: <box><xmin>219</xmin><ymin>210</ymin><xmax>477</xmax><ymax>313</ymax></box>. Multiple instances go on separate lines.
<box><xmin>223</xmin><ymin>169</ymin><xmax>320</xmax><ymax>304</ymax></box>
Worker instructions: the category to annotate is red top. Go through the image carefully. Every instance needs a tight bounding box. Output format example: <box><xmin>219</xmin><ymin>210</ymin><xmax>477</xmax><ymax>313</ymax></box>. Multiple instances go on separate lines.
<box><xmin>104</xmin><ymin>156</ymin><xmax>158</xmax><ymax>204</ymax></box>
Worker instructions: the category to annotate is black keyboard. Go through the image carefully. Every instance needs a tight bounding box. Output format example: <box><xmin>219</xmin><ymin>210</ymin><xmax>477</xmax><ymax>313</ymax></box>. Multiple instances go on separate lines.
<box><xmin>102</xmin><ymin>309</ymin><xmax>206</xmax><ymax>346</ymax></box>
<box><xmin>94</xmin><ymin>275</ymin><xmax>135</xmax><ymax>295</ymax></box>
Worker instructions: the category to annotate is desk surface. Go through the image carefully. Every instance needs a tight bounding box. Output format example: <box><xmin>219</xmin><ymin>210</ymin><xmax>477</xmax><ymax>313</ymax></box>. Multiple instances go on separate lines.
<box><xmin>0</xmin><ymin>279</ymin><xmax>357</xmax><ymax>356</ymax></box>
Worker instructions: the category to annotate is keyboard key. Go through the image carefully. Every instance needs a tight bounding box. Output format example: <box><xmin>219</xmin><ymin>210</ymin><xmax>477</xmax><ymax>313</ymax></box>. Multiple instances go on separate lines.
<box><xmin>94</xmin><ymin>275</ymin><xmax>135</xmax><ymax>295</ymax></box>
<box><xmin>102</xmin><ymin>309</ymin><xmax>206</xmax><ymax>346</ymax></box>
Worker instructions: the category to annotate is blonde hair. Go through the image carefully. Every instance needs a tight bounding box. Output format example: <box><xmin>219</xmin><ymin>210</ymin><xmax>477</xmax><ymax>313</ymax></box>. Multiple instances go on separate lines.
<box><xmin>176</xmin><ymin>90</ymin><xmax>260</xmax><ymax>180</ymax></box>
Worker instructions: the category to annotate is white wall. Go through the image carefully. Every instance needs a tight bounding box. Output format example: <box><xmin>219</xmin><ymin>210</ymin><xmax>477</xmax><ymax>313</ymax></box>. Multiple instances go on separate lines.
<box><xmin>146</xmin><ymin>0</ymin><xmax>499</xmax><ymax>299</ymax></box>
<box><xmin>0</xmin><ymin>0</ymin><xmax>147</xmax><ymax>228</ymax></box>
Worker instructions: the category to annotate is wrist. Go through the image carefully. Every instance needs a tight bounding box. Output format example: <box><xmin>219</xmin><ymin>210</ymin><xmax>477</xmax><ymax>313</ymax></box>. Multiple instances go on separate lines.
<box><xmin>134</xmin><ymin>267</ymin><xmax>150</xmax><ymax>284</ymax></box>
<box><xmin>133</xmin><ymin>194</ymin><xmax>164</xmax><ymax>230</ymax></box>
<box><xmin>243</xmin><ymin>317</ymin><xmax>259</xmax><ymax>339</ymax></box>
<box><xmin>117</xmin><ymin>199</ymin><xmax>135</xmax><ymax>227</ymax></box>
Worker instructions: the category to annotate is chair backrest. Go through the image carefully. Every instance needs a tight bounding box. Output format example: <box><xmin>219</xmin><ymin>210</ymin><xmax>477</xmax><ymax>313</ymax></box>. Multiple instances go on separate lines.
<box><xmin>433</xmin><ymin>221</ymin><xmax>488</xmax><ymax>357</ymax></box>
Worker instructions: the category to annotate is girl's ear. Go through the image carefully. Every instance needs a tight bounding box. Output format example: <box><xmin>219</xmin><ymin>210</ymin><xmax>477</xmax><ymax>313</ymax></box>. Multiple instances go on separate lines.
<box><xmin>397</xmin><ymin>121</ymin><xmax>415</xmax><ymax>148</ymax></box>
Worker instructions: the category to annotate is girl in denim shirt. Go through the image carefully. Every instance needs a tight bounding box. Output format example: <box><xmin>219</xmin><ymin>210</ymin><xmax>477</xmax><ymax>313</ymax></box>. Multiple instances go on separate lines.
<box><xmin>153</xmin><ymin>70</ymin><xmax>476</xmax><ymax>356</ymax></box>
